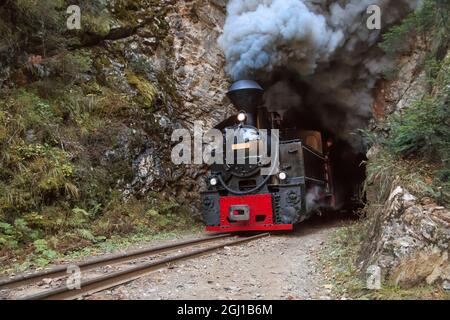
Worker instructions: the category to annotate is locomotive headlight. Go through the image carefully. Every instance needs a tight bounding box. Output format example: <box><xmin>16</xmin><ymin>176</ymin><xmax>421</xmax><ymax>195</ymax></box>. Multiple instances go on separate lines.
<box><xmin>278</xmin><ymin>172</ymin><xmax>287</xmax><ymax>180</ymax></box>
<box><xmin>210</xmin><ymin>177</ymin><xmax>218</xmax><ymax>186</ymax></box>
<box><xmin>237</xmin><ymin>112</ymin><xmax>247</xmax><ymax>122</ymax></box>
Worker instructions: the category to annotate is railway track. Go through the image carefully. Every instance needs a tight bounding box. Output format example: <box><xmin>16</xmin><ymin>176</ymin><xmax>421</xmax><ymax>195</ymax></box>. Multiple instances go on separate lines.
<box><xmin>0</xmin><ymin>233</ymin><xmax>269</xmax><ymax>300</ymax></box>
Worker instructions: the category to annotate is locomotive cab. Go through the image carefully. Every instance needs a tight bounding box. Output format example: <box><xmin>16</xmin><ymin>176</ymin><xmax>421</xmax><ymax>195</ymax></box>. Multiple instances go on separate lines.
<box><xmin>201</xmin><ymin>80</ymin><xmax>335</xmax><ymax>232</ymax></box>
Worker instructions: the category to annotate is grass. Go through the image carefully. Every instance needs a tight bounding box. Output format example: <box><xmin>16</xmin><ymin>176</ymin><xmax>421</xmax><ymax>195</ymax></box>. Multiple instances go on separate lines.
<box><xmin>1</xmin><ymin>222</ymin><xmax>202</xmax><ymax>274</ymax></box>
<box><xmin>321</xmin><ymin>220</ymin><xmax>450</xmax><ymax>300</ymax></box>
<box><xmin>0</xmin><ymin>27</ymin><xmax>180</xmax><ymax>259</ymax></box>
<box><xmin>0</xmin><ymin>0</ymin><xmax>196</xmax><ymax>276</ymax></box>
<box><xmin>0</xmin><ymin>195</ymin><xmax>202</xmax><ymax>272</ymax></box>
<box><xmin>336</xmin><ymin>1</ymin><xmax>450</xmax><ymax>299</ymax></box>
<box><xmin>365</xmin><ymin>149</ymin><xmax>445</xmax><ymax>204</ymax></box>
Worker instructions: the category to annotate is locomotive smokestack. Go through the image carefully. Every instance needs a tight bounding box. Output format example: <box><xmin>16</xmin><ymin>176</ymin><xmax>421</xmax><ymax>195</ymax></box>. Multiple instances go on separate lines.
<box><xmin>227</xmin><ymin>80</ymin><xmax>264</xmax><ymax>115</ymax></box>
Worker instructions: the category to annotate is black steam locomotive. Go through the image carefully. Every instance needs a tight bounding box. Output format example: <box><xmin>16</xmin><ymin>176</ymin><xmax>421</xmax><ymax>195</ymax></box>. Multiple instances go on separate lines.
<box><xmin>201</xmin><ymin>80</ymin><xmax>339</xmax><ymax>232</ymax></box>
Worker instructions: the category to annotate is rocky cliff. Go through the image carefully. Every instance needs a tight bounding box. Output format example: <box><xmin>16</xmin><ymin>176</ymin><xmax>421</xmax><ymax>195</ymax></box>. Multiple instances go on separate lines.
<box><xmin>0</xmin><ymin>0</ymin><xmax>231</xmax><ymax>253</ymax></box>
<box><xmin>360</xmin><ymin>41</ymin><xmax>449</xmax><ymax>290</ymax></box>
<box><xmin>361</xmin><ymin>184</ymin><xmax>450</xmax><ymax>289</ymax></box>
<box><xmin>120</xmin><ymin>0</ymin><xmax>233</xmax><ymax>208</ymax></box>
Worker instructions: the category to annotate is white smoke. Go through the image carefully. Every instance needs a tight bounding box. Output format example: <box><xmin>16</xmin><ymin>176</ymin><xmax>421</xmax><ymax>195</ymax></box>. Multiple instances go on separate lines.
<box><xmin>219</xmin><ymin>0</ymin><xmax>344</xmax><ymax>79</ymax></box>
<box><xmin>219</xmin><ymin>0</ymin><xmax>422</xmax><ymax>148</ymax></box>
<box><xmin>219</xmin><ymin>0</ymin><xmax>421</xmax><ymax>79</ymax></box>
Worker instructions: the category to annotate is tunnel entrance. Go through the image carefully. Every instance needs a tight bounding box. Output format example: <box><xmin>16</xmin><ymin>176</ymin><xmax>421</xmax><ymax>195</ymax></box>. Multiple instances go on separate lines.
<box><xmin>327</xmin><ymin>139</ymin><xmax>367</xmax><ymax>210</ymax></box>
<box><xmin>262</xmin><ymin>69</ymin><xmax>368</xmax><ymax>211</ymax></box>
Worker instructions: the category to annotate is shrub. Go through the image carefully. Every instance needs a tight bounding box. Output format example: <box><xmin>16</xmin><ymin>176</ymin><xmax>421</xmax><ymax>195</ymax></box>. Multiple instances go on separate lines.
<box><xmin>379</xmin><ymin>0</ymin><xmax>449</xmax><ymax>55</ymax></box>
<box><xmin>386</xmin><ymin>56</ymin><xmax>449</xmax><ymax>162</ymax></box>
<box><xmin>386</xmin><ymin>95</ymin><xmax>449</xmax><ymax>160</ymax></box>
<box><xmin>43</xmin><ymin>51</ymin><xmax>93</xmax><ymax>84</ymax></box>
<box><xmin>381</xmin><ymin>54</ymin><xmax>449</xmax><ymax>204</ymax></box>
<box><xmin>12</xmin><ymin>0</ymin><xmax>68</xmax><ymax>56</ymax></box>
<box><xmin>32</xmin><ymin>239</ymin><xmax>58</xmax><ymax>266</ymax></box>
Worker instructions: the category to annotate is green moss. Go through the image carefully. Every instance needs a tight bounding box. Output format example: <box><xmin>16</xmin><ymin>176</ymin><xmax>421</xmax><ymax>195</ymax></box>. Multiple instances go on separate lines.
<box><xmin>83</xmin><ymin>14</ymin><xmax>112</xmax><ymax>38</ymax></box>
<box><xmin>126</xmin><ymin>70</ymin><xmax>157</xmax><ymax>108</ymax></box>
<box><xmin>93</xmin><ymin>55</ymin><xmax>112</xmax><ymax>73</ymax></box>
<box><xmin>0</xmin><ymin>1</ymin><xmax>195</xmax><ymax>272</ymax></box>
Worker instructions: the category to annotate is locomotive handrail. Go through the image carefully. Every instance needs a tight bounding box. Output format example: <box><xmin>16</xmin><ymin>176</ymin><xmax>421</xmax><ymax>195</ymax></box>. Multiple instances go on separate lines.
<box><xmin>302</xmin><ymin>145</ymin><xmax>326</xmax><ymax>160</ymax></box>
<box><xmin>217</xmin><ymin>171</ymin><xmax>273</xmax><ymax>196</ymax></box>
<box><xmin>304</xmin><ymin>176</ymin><xmax>327</xmax><ymax>185</ymax></box>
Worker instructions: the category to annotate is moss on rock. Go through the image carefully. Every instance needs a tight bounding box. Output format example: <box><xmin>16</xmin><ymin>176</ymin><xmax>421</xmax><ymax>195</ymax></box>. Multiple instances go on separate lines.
<box><xmin>126</xmin><ymin>70</ymin><xmax>157</xmax><ymax>109</ymax></box>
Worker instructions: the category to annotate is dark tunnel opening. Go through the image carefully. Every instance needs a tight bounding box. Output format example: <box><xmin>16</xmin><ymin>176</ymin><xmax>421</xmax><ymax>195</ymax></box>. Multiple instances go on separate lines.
<box><xmin>327</xmin><ymin>139</ymin><xmax>367</xmax><ymax>210</ymax></box>
<box><xmin>261</xmin><ymin>69</ymin><xmax>368</xmax><ymax>211</ymax></box>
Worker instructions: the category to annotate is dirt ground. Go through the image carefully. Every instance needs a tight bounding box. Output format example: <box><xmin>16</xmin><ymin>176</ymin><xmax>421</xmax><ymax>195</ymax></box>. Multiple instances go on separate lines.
<box><xmin>87</xmin><ymin>213</ymin><xmax>352</xmax><ymax>300</ymax></box>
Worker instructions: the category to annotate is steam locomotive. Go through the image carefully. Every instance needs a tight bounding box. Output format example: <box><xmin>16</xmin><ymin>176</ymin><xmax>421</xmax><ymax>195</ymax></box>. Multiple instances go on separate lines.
<box><xmin>201</xmin><ymin>80</ymin><xmax>340</xmax><ymax>232</ymax></box>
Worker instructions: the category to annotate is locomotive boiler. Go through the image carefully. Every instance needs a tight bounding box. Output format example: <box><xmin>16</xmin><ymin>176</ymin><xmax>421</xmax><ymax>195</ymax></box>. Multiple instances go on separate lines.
<box><xmin>201</xmin><ymin>80</ymin><xmax>337</xmax><ymax>232</ymax></box>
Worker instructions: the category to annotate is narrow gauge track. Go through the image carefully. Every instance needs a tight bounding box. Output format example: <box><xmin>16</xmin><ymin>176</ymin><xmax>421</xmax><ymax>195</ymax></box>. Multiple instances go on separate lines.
<box><xmin>1</xmin><ymin>233</ymin><xmax>269</xmax><ymax>300</ymax></box>
<box><xmin>0</xmin><ymin>234</ymin><xmax>231</xmax><ymax>290</ymax></box>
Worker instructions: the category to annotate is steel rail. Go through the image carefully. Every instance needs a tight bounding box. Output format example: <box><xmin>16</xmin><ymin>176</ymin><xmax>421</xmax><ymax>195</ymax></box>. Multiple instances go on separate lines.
<box><xmin>23</xmin><ymin>233</ymin><xmax>269</xmax><ymax>300</ymax></box>
<box><xmin>0</xmin><ymin>234</ymin><xmax>232</xmax><ymax>289</ymax></box>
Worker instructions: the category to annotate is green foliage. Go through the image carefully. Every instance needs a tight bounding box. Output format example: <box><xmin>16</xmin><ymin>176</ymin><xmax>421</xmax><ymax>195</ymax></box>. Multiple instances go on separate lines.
<box><xmin>383</xmin><ymin>55</ymin><xmax>449</xmax><ymax>204</ymax></box>
<box><xmin>15</xmin><ymin>218</ymin><xmax>40</xmax><ymax>240</ymax></box>
<box><xmin>146</xmin><ymin>209</ymin><xmax>172</xmax><ymax>228</ymax></box>
<box><xmin>0</xmin><ymin>0</ymin><xmax>115</xmax><ymax>58</ymax></box>
<box><xmin>68</xmin><ymin>207</ymin><xmax>91</xmax><ymax>227</ymax></box>
<box><xmin>7</xmin><ymin>0</ymin><xmax>68</xmax><ymax>56</ymax></box>
<box><xmin>0</xmin><ymin>222</ymin><xmax>14</xmax><ymax>235</ymax></box>
<box><xmin>1</xmin><ymin>212</ymin><xmax>53</xmax><ymax>245</ymax></box>
<box><xmin>83</xmin><ymin>14</ymin><xmax>111</xmax><ymax>37</ymax></box>
<box><xmin>0</xmin><ymin>0</ymin><xmax>192</xmax><ymax>271</ymax></box>
<box><xmin>32</xmin><ymin>239</ymin><xmax>58</xmax><ymax>266</ymax></box>
<box><xmin>379</xmin><ymin>13</ymin><xmax>417</xmax><ymax>55</ymax></box>
<box><xmin>11</xmin><ymin>142</ymin><xmax>77</xmax><ymax>196</ymax></box>
<box><xmin>143</xmin><ymin>199</ymin><xmax>191</xmax><ymax>230</ymax></box>
<box><xmin>15</xmin><ymin>0</ymin><xmax>66</xmax><ymax>25</ymax></box>
<box><xmin>0</xmin><ymin>110</ymin><xmax>6</xmax><ymax>141</ymax></box>
<box><xmin>76</xmin><ymin>228</ymin><xmax>96</xmax><ymax>242</ymax></box>
<box><xmin>379</xmin><ymin>0</ymin><xmax>449</xmax><ymax>55</ymax></box>
<box><xmin>43</xmin><ymin>51</ymin><xmax>93</xmax><ymax>83</ymax></box>
<box><xmin>368</xmin><ymin>32</ymin><xmax>450</xmax><ymax>206</ymax></box>
<box><xmin>126</xmin><ymin>70</ymin><xmax>157</xmax><ymax>108</ymax></box>
<box><xmin>386</xmin><ymin>96</ymin><xmax>449</xmax><ymax>159</ymax></box>
<box><xmin>365</xmin><ymin>150</ymin><xmax>441</xmax><ymax>203</ymax></box>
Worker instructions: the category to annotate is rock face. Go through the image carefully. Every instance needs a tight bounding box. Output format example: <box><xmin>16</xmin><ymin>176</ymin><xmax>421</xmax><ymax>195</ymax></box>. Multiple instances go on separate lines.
<box><xmin>133</xmin><ymin>0</ymin><xmax>233</xmax><ymax>209</ymax></box>
<box><xmin>361</xmin><ymin>186</ymin><xmax>450</xmax><ymax>288</ymax></box>
<box><xmin>362</xmin><ymin>46</ymin><xmax>450</xmax><ymax>289</ymax></box>
<box><xmin>372</xmin><ymin>48</ymin><xmax>428</xmax><ymax>122</ymax></box>
<box><xmin>168</xmin><ymin>0</ymin><xmax>234</xmax><ymax>129</ymax></box>
<box><xmin>0</xmin><ymin>0</ymin><xmax>232</xmax><ymax>218</ymax></box>
<box><xmin>105</xmin><ymin>0</ymin><xmax>233</xmax><ymax>208</ymax></box>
